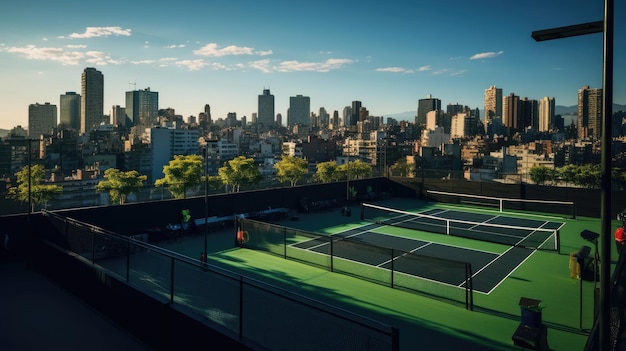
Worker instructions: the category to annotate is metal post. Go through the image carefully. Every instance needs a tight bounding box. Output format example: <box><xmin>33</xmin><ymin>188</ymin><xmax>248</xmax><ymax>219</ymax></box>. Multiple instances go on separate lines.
<box><xmin>599</xmin><ymin>1</ymin><xmax>614</xmax><ymax>348</ymax></box>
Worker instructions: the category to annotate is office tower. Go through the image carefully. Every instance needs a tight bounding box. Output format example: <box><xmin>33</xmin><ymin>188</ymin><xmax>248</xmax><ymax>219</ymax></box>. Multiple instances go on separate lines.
<box><xmin>349</xmin><ymin>101</ymin><xmax>362</xmax><ymax>126</ymax></box>
<box><xmin>342</xmin><ymin>106</ymin><xmax>351</xmax><ymax>126</ymax></box>
<box><xmin>484</xmin><ymin>85</ymin><xmax>502</xmax><ymax>131</ymax></box>
<box><xmin>502</xmin><ymin>93</ymin><xmax>520</xmax><ymax>133</ymax></box>
<box><xmin>258</xmin><ymin>89</ymin><xmax>275</xmax><ymax>126</ymax></box>
<box><xmin>276</xmin><ymin>113</ymin><xmax>282</xmax><ymax>126</ymax></box>
<box><xmin>28</xmin><ymin>102</ymin><xmax>57</xmax><ymax>139</ymax></box>
<box><xmin>126</xmin><ymin>88</ymin><xmax>158</xmax><ymax>129</ymax></box>
<box><xmin>539</xmin><ymin>97</ymin><xmax>555</xmax><ymax>132</ymax></box>
<box><xmin>80</xmin><ymin>67</ymin><xmax>104</xmax><ymax>133</ymax></box>
<box><xmin>318</xmin><ymin>107</ymin><xmax>329</xmax><ymax>128</ymax></box>
<box><xmin>416</xmin><ymin>95</ymin><xmax>441</xmax><ymax>126</ymax></box>
<box><xmin>425</xmin><ymin>110</ymin><xmax>438</xmax><ymax>130</ymax></box>
<box><xmin>450</xmin><ymin>113</ymin><xmax>467</xmax><ymax>139</ymax></box>
<box><xmin>288</xmin><ymin>95</ymin><xmax>310</xmax><ymax>127</ymax></box>
<box><xmin>110</xmin><ymin>105</ymin><xmax>126</xmax><ymax>127</ymax></box>
<box><xmin>331</xmin><ymin>110</ymin><xmax>339</xmax><ymax>130</ymax></box>
<box><xmin>60</xmin><ymin>92</ymin><xmax>81</xmax><ymax>130</ymax></box>
<box><xmin>519</xmin><ymin>98</ymin><xmax>538</xmax><ymax>131</ymax></box>
<box><xmin>201</xmin><ymin>104</ymin><xmax>211</xmax><ymax>125</ymax></box>
<box><xmin>577</xmin><ymin>86</ymin><xmax>603</xmax><ymax>139</ymax></box>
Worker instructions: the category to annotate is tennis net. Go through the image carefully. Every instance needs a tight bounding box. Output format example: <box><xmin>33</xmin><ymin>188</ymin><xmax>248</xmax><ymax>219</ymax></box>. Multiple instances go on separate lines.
<box><xmin>426</xmin><ymin>190</ymin><xmax>576</xmax><ymax>219</ymax></box>
<box><xmin>361</xmin><ymin>203</ymin><xmax>560</xmax><ymax>252</ymax></box>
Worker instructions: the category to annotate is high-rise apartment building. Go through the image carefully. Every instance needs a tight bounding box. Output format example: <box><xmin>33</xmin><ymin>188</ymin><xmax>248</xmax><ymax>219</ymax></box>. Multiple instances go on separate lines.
<box><xmin>577</xmin><ymin>85</ymin><xmax>603</xmax><ymax>139</ymax></box>
<box><xmin>60</xmin><ymin>92</ymin><xmax>81</xmax><ymax>130</ymax></box>
<box><xmin>416</xmin><ymin>95</ymin><xmax>441</xmax><ymax>126</ymax></box>
<box><xmin>484</xmin><ymin>85</ymin><xmax>502</xmax><ymax>131</ymax></box>
<box><xmin>257</xmin><ymin>89</ymin><xmax>275</xmax><ymax>126</ymax></box>
<box><xmin>28</xmin><ymin>102</ymin><xmax>57</xmax><ymax>139</ymax></box>
<box><xmin>502</xmin><ymin>93</ymin><xmax>520</xmax><ymax>133</ymax></box>
<box><xmin>519</xmin><ymin>98</ymin><xmax>538</xmax><ymax>131</ymax></box>
<box><xmin>288</xmin><ymin>95</ymin><xmax>310</xmax><ymax>127</ymax></box>
<box><xmin>539</xmin><ymin>97</ymin><xmax>555</xmax><ymax>132</ymax></box>
<box><xmin>201</xmin><ymin>104</ymin><xmax>211</xmax><ymax>125</ymax></box>
<box><xmin>126</xmin><ymin>88</ymin><xmax>158</xmax><ymax>129</ymax></box>
<box><xmin>110</xmin><ymin>105</ymin><xmax>126</xmax><ymax>127</ymax></box>
<box><xmin>347</xmin><ymin>101</ymin><xmax>362</xmax><ymax>126</ymax></box>
<box><xmin>80</xmin><ymin>67</ymin><xmax>104</xmax><ymax>133</ymax></box>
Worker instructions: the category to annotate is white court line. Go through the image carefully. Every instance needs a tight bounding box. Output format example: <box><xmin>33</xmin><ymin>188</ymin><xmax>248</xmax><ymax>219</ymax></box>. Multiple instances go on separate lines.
<box><xmin>376</xmin><ymin>242</ymin><xmax>433</xmax><ymax>268</ymax></box>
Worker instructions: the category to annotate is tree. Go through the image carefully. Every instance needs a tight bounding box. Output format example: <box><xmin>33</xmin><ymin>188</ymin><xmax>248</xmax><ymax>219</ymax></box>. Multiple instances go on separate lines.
<box><xmin>218</xmin><ymin>156</ymin><xmax>262</xmax><ymax>192</ymax></box>
<box><xmin>575</xmin><ymin>163</ymin><xmax>601</xmax><ymax>188</ymax></box>
<box><xmin>528</xmin><ymin>165</ymin><xmax>553</xmax><ymax>185</ymax></box>
<box><xmin>6</xmin><ymin>164</ymin><xmax>62</xmax><ymax>211</ymax></box>
<box><xmin>339</xmin><ymin>160</ymin><xmax>372</xmax><ymax>180</ymax></box>
<box><xmin>274</xmin><ymin>156</ymin><xmax>309</xmax><ymax>187</ymax></box>
<box><xmin>154</xmin><ymin>155</ymin><xmax>204</xmax><ymax>199</ymax></box>
<box><xmin>389</xmin><ymin>158</ymin><xmax>415</xmax><ymax>177</ymax></box>
<box><xmin>96</xmin><ymin>168</ymin><xmax>147</xmax><ymax>204</ymax></box>
<box><xmin>315</xmin><ymin>161</ymin><xmax>342</xmax><ymax>183</ymax></box>
<box><xmin>558</xmin><ymin>164</ymin><xmax>579</xmax><ymax>185</ymax></box>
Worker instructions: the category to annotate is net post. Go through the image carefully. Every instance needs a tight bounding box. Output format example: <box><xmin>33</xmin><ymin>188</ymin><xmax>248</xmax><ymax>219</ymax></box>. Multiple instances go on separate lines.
<box><xmin>572</xmin><ymin>202</ymin><xmax>577</xmax><ymax>219</ymax></box>
<box><xmin>555</xmin><ymin>230</ymin><xmax>561</xmax><ymax>254</ymax></box>
<box><xmin>499</xmin><ymin>199</ymin><xmax>503</xmax><ymax>212</ymax></box>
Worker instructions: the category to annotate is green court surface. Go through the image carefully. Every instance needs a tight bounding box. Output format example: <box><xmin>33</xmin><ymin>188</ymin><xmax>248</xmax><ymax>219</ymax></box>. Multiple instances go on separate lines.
<box><xmin>161</xmin><ymin>197</ymin><xmax>618</xmax><ymax>351</ymax></box>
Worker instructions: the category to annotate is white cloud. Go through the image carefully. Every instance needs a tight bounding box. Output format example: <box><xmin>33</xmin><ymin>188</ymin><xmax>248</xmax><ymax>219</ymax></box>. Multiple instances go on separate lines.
<box><xmin>249</xmin><ymin>59</ymin><xmax>272</xmax><ymax>73</ymax></box>
<box><xmin>176</xmin><ymin>59</ymin><xmax>208</xmax><ymax>71</ymax></box>
<box><xmin>194</xmin><ymin>43</ymin><xmax>271</xmax><ymax>57</ymax></box>
<box><xmin>66</xmin><ymin>44</ymin><xmax>87</xmax><ymax>49</ymax></box>
<box><xmin>131</xmin><ymin>60</ymin><xmax>156</xmax><ymax>65</ymax></box>
<box><xmin>42</xmin><ymin>37</ymin><xmax>48</xmax><ymax>41</ymax></box>
<box><xmin>164</xmin><ymin>44</ymin><xmax>186</xmax><ymax>49</ymax></box>
<box><xmin>418</xmin><ymin>65</ymin><xmax>432</xmax><ymax>72</ymax></box>
<box><xmin>160</xmin><ymin>57</ymin><xmax>178</xmax><ymax>62</ymax></box>
<box><xmin>276</xmin><ymin>58</ymin><xmax>353</xmax><ymax>72</ymax></box>
<box><xmin>470</xmin><ymin>51</ymin><xmax>504</xmax><ymax>60</ymax></box>
<box><xmin>84</xmin><ymin>51</ymin><xmax>124</xmax><ymax>65</ymax></box>
<box><xmin>68</xmin><ymin>26</ymin><xmax>132</xmax><ymax>39</ymax></box>
<box><xmin>6</xmin><ymin>45</ymin><xmax>84</xmax><ymax>65</ymax></box>
<box><xmin>376</xmin><ymin>67</ymin><xmax>406</xmax><ymax>73</ymax></box>
<box><xmin>450</xmin><ymin>69</ymin><xmax>467</xmax><ymax>76</ymax></box>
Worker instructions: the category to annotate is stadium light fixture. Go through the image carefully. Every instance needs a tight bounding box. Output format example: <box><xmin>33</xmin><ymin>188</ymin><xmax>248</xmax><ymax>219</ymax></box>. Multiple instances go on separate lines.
<box><xmin>531</xmin><ymin>1</ymin><xmax>613</xmax><ymax>349</ymax></box>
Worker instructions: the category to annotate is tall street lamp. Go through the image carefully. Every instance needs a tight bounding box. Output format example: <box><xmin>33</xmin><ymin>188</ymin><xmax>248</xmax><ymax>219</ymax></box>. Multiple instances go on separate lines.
<box><xmin>532</xmin><ymin>1</ymin><xmax>613</xmax><ymax>349</ymax></box>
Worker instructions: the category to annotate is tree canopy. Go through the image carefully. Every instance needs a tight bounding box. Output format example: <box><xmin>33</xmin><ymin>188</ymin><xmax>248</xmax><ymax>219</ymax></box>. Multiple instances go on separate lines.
<box><xmin>154</xmin><ymin>155</ymin><xmax>204</xmax><ymax>199</ymax></box>
<box><xmin>6</xmin><ymin>164</ymin><xmax>62</xmax><ymax>211</ymax></box>
<box><xmin>96</xmin><ymin>168</ymin><xmax>147</xmax><ymax>204</ymax></box>
<box><xmin>315</xmin><ymin>161</ymin><xmax>342</xmax><ymax>183</ymax></box>
<box><xmin>274</xmin><ymin>156</ymin><xmax>309</xmax><ymax>187</ymax></box>
<box><xmin>388</xmin><ymin>158</ymin><xmax>415</xmax><ymax>177</ymax></box>
<box><xmin>218</xmin><ymin>156</ymin><xmax>262</xmax><ymax>192</ymax></box>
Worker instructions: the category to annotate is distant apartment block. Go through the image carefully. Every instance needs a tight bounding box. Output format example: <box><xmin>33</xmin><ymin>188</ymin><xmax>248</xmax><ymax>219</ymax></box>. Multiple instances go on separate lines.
<box><xmin>577</xmin><ymin>85</ymin><xmax>603</xmax><ymax>140</ymax></box>
<box><xmin>28</xmin><ymin>102</ymin><xmax>57</xmax><ymax>139</ymax></box>
<box><xmin>60</xmin><ymin>92</ymin><xmax>81</xmax><ymax>130</ymax></box>
<box><xmin>80</xmin><ymin>67</ymin><xmax>104</xmax><ymax>133</ymax></box>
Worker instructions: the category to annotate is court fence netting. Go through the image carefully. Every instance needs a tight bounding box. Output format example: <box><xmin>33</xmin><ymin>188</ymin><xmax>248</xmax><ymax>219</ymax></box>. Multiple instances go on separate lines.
<box><xmin>236</xmin><ymin>217</ymin><xmax>474</xmax><ymax>310</ymax></box>
<box><xmin>361</xmin><ymin>202</ymin><xmax>561</xmax><ymax>253</ymax></box>
<box><xmin>426</xmin><ymin>190</ymin><xmax>576</xmax><ymax>219</ymax></box>
<box><xmin>40</xmin><ymin>210</ymin><xmax>399</xmax><ymax>351</ymax></box>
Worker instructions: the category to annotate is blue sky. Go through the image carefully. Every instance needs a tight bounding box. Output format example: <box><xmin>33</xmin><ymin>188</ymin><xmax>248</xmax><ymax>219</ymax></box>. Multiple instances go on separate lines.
<box><xmin>0</xmin><ymin>0</ymin><xmax>623</xmax><ymax>131</ymax></box>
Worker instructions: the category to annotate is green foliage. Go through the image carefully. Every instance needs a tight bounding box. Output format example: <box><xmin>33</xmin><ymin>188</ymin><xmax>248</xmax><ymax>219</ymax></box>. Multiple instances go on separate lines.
<box><xmin>315</xmin><ymin>161</ymin><xmax>342</xmax><ymax>183</ymax></box>
<box><xmin>218</xmin><ymin>156</ymin><xmax>262</xmax><ymax>192</ymax></box>
<box><xmin>339</xmin><ymin>159</ymin><xmax>373</xmax><ymax>180</ymax></box>
<box><xmin>96</xmin><ymin>168</ymin><xmax>147</xmax><ymax>204</ymax></box>
<box><xmin>389</xmin><ymin>158</ymin><xmax>416</xmax><ymax>177</ymax></box>
<box><xmin>274</xmin><ymin>156</ymin><xmax>309</xmax><ymax>187</ymax></box>
<box><xmin>6</xmin><ymin>164</ymin><xmax>62</xmax><ymax>211</ymax></box>
<box><xmin>154</xmin><ymin>155</ymin><xmax>204</xmax><ymax>199</ymax></box>
<box><xmin>528</xmin><ymin>165</ymin><xmax>556</xmax><ymax>185</ymax></box>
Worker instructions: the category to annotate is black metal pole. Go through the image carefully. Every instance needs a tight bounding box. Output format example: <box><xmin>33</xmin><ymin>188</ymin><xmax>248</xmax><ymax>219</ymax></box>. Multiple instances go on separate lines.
<box><xmin>599</xmin><ymin>0</ymin><xmax>614</xmax><ymax>348</ymax></box>
<box><xmin>204</xmin><ymin>145</ymin><xmax>208</xmax><ymax>257</ymax></box>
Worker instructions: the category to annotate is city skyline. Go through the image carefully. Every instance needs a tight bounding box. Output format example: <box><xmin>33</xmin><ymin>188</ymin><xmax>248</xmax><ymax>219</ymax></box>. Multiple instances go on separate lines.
<box><xmin>1</xmin><ymin>0</ymin><xmax>624</xmax><ymax>131</ymax></box>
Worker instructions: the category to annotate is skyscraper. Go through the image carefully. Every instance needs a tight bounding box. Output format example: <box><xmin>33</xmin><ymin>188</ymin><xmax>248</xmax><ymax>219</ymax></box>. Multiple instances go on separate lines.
<box><xmin>519</xmin><ymin>98</ymin><xmax>538</xmax><ymax>131</ymax></box>
<box><xmin>288</xmin><ymin>95</ymin><xmax>310</xmax><ymax>127</ymax></box>
<box><xmin>80</xmin><ymin>67</ymin><xmax>104</xmax><ymax>133</ymax></box>
<box><xmin>349</xmin><ymin>101</ymin><xmax>362</xmax><ymax>126</ymax></box>
<box><xmin>539</xmin><ymin>97</ymin><xmax>555</xmax><ymax>132</ymax></box>
<box><xmin>126</xmin><ymin>88</ymin><xmax>159</xmax><ymax>129</ymax></box>
<box><xmin>484</xmin><ymin>85</ymin><xmax>502</xmax><ymax>131</ymax></box>
<box><xmin>258</xmin><ymin>89</ymin><xmax>275</xmax><ymax>126</ymax></box>
<box><xmin>577</xmin><ymin>85</ymin><xmax>603</xmax><ymax>139</ymax></box>
<box><xmin>60</xmin><ymin>92</ymin><xmax>81</xmax><ymax>130</ymax></box>
<box><xmin>502</xmin><ymin>93</ymin><xmax>520</xmax><ymax>133</ymax></box>
<box><xmin>416</xmin><ymin>95</ymin><xmax>441</xmax><ymax>126</ymax></box>
<box><xmin>28</xmin><ymin>102</ymin><xmax>57</xmax><ymax>138</ymax></box>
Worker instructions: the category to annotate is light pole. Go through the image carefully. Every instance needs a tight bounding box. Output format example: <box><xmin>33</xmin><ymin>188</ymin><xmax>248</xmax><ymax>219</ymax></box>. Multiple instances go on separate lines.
<box><xmin>204</xmin><ymin>143</ymin><xmax>209</xmax><ymax>257</ymax></box>
<box><xmin>532</xmin><ymin>2</ymin><xmax>612</xmax><ymax>349</ymax></box>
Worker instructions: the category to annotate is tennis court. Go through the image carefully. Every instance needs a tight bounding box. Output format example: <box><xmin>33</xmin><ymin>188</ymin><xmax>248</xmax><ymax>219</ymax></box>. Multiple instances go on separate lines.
<box><xmin>255</xmin><ymin>203</ymin><xmax>564</xmax><ymax>296</ymax></box>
